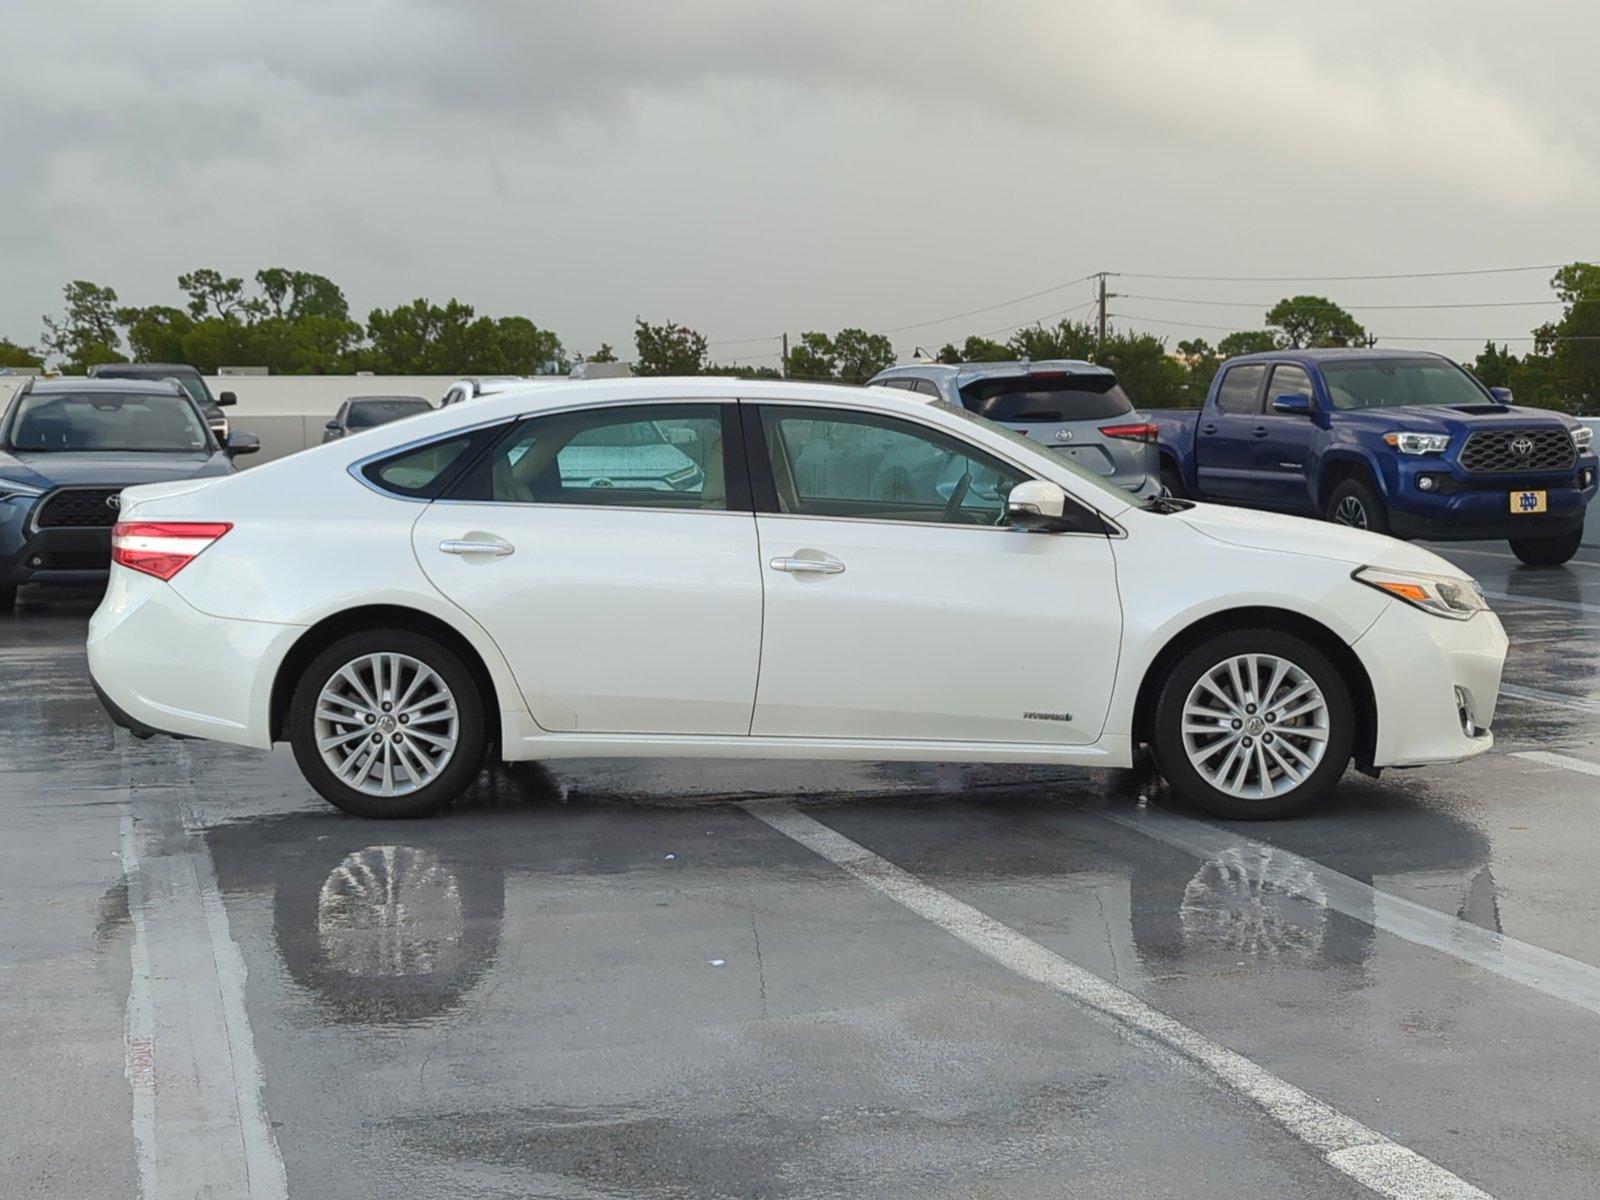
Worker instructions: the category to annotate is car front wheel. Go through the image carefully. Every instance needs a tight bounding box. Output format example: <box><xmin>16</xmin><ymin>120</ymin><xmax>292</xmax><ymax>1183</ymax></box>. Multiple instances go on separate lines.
<box><xmin>1324</xmin><ymin>477</ymin><xmax>1390</xmax><ymax>535</ymax></box>
<box><xmin>1152</xmin><ymin>629</ymin><xmax>1355</xmax><ymax>820</ymax></box>
<box><xmin>1509</xmin><ymin>527</ymin><xmax>1583</xmax><ymax>567</ymax></box>
<box><xmin>288</xmin><ymin>630</ymin><xmax>488</xmax><ymax>818</ymax></box>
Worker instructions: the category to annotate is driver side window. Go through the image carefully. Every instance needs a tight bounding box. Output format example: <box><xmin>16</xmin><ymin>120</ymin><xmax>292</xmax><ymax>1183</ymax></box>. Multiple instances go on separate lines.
<box><xmin>758</xmin><ymin>406</ymin><xmax>1029</xmax><ymax>525</ymax></box>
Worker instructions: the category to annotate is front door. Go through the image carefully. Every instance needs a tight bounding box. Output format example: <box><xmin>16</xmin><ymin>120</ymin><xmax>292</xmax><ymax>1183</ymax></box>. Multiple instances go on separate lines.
<box><xmin>745</xmin><ymin>403</ymin><xmax>1122</xmax><ymax>745</ymax></box>
<box><xmin>411</xmin><ymin>401</ymin><xmax>763</xmax><ymax>735</ymax></box>
<box><xmin>1251</xmin><ymin>363</ymin><xmax>1321</xmax><ymax>512</ymax></box>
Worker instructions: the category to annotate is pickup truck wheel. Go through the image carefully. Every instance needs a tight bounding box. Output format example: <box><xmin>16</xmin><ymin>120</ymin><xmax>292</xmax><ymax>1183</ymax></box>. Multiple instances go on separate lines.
<box><xmin>1509</xmin><ymin>528</ymin><xmax>1583</xmax><ymax>567</ymax></box>
<box><xmin>1152</xmin><ymin>628</ymin><xmax>1355</xmax><ymax>820</ymax></box>
<box><xmin>1159</xmin><ymin>465</ymin><xmax>1186</xmax><ymax>499</ymax></box>
<box><xmin>1324</xmin><ymin>478</ymin><xmax>1390</xmax><ymax>535</ymax></box>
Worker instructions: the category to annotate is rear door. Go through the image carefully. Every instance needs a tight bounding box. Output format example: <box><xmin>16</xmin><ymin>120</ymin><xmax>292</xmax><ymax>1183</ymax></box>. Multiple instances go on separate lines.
<box><xmin>1194</xmin><ymin>363</ymin><xmax>1267</xmax><ymax>502</ymax></box>
<box><xmin>409</xmin><ymin>401</ymin><xmax>764</xmax><ymax>736</ymax></box>
<box><xmin>1252</xmin><ymin>363</ymin><xmax>1321</xmax><ymax>512</ymax></box>
<box><xmin>744</xmin><ymin>402</ymin><xmax>1122</xmax><ymax>745</ymax></box>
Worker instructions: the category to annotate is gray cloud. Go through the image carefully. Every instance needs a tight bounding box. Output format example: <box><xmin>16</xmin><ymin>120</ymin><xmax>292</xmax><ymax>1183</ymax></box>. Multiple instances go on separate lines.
<box><xmin>2</xmin><ymin>0</ymin><xmax>1595</xmax><ymax>359</ymax></box>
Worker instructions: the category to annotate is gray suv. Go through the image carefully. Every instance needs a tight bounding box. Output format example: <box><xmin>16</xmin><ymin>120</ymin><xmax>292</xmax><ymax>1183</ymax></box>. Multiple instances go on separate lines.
<box><xmin>867</xmin><ymin>360</ymin><xmax>1160</xmax><ymax>496</ymax></box>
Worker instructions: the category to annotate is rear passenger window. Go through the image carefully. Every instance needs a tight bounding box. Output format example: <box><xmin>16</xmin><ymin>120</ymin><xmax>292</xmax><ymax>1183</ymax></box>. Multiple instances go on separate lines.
<box><xmin>912</xmin><ymin>379</ymin><xmax>941</xmax><ymax>397</ymax></box>
<box><xmin>1214</xmin><ymin>365</ymin><xmax>1267</xmax><ymax>415</ymax></box>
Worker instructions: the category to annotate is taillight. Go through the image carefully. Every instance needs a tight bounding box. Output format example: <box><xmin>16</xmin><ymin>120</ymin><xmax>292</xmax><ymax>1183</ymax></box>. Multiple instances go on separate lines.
<box><xmin>111</xmin><ymin>522</ymin><xmax>232</xmax><ymax>581</ymax></box>
<box><xmin>1098</xmin><ymin>421</ymin><xmax>1158</xmax><ymax>444</ymax></box>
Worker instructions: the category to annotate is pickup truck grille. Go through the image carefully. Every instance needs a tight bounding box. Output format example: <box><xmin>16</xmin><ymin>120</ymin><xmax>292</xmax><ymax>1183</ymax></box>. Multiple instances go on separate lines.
<box><xmin>33</xmin><ymin>487</ymin><xmax>123</xmax><ymax>529</ymax></box>
<box><xmin>1459</xmin><ymin>428</ymin><xmax>1575</xmax><ymax>474</ymax></box>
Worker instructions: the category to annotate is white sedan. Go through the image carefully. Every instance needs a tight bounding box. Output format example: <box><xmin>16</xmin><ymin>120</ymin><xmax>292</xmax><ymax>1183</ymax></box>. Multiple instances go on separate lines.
<box><xmin>87</xmin><ymin>378</ymin><xmax>1507</xmax><ymax>820</ymax></box>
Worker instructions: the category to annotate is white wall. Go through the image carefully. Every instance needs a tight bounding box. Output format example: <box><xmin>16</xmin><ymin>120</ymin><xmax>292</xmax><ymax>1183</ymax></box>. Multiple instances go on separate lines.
<box><xmin>201</xmin><ymin>375</ymin><xmax>460</xmax><ymax>464</ymax></box>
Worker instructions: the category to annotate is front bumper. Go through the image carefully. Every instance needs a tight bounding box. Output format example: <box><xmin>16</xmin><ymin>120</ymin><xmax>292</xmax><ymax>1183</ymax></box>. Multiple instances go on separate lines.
<box><xmin>1352</xmin><ymin>600</ymin><xmax>1507</xmax><ymax>768</ymax></box>
<box><xmin>0</xmin><ymin>502</ymin><xmax>114</xmax><ymax>586</ymax></box>
<box><xmin>1381</xmin><ymin>452</ymin><xmax>1597</xmax><ymax>541</ymax></box>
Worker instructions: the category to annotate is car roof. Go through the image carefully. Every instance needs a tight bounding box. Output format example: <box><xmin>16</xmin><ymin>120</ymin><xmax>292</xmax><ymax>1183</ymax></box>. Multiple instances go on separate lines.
<box><xmin>1225</xmin><ymin>348</ymin><xmax>1452</xmax><ymax>367</ymax></box>
<box><xmin>871</xmin><ymin>359</ymin><xmax>1114</xmax><ymax>383</ymax></box>
<box><xmin>90</xmin><ymin>362</ymin><xmax>203</xmax><ymax>375</ymax></box>
<box><xmin>349</xmin><ymin>394</ymin><xmax>429</xmax><ymax>404</ymax></box>
<box><xmin>25</xmin><ymin>378</ymin><xmax>186</xmax><ymax>395</ymax></box>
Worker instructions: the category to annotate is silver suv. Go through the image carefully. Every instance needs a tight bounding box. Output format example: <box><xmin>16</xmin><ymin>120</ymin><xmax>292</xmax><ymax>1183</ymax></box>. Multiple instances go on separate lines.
<box><xmin>866</xmin><ymin>360</ymin><xmax>1160</xmax><ymax>496</ymax></box>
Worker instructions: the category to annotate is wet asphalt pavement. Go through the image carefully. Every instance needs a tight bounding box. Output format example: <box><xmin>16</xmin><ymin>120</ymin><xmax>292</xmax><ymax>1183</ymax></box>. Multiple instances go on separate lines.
<box><xmin>4</xmin><ymin>541</ymin><xmax>1600</xmax><ymax>1199</ymax></box>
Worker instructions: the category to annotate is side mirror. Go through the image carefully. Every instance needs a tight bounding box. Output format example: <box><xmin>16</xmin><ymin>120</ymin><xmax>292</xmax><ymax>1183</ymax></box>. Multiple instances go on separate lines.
<box><xmin>324</xmin><ymin>419</ymin><xmax>342</xmax><ymax>432</ymax></box>
<box><xmin>1271</xmin><ymin>392</ymin><xmax>1315</xmax><ymax>416</ymax></box>
<box><xmin>1489</xmin><ymin>386</ymin><xmax>1514</xmax><ymax>404</ymax></box>
<box><xmin>225</xmin><ymin>431</ymin><xmax>260</xmax><ymax>457</ymax></box>
<box><xmin>217</xmin><ymin>390</ymin><xmax>238</xmax><ymax>406</ymax></box>
<box><xmin>1007</xmin><ymin>480</ymin><xmax>1079</xmax><ymax>532</ymax></box>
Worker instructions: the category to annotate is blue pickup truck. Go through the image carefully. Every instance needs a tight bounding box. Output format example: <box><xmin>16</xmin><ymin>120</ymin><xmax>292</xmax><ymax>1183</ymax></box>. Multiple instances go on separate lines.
<box><xmin>1151</xmin><ymin>349</ymin><xmax>1598</xmax><ymax>565</ymax></box>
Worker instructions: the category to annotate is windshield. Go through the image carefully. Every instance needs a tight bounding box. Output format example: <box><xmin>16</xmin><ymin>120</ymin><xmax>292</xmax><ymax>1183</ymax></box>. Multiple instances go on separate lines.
<box><xmin>7</xmin><ymin>392</ymin><xmax>211</xmax><ymax>453</ymax></box>
<box><xmin>1322</xmin><ymin>359</ymin><xmax>1490</xmax><ymax>410</ymax></box>
<box><xmin>930</xmin><ymin>399</ymin><xmax>1139</xmax><ymax>509</ymax></box>
<box><xmin>346</xmin><ymin>399</ymin><xmax>432</xmax><ymax>429</ymax></box>
<box><xmin>960</xmin><ymin>374</ymin><xmax>1133</xmax><ymax>423</ymax></box>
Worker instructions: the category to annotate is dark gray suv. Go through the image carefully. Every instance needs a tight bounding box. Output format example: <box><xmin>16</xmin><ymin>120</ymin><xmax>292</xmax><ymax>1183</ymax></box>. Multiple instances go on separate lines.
<box><xmin>867</xmin><ymin>360</ymin><xmax>1160</xmax><ymax>497</ymax></box>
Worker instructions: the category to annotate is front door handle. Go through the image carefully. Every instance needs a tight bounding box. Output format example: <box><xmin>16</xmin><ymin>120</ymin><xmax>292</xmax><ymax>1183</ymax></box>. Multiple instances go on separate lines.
<box><xmin>1201</xmin><ymin>423</ymin><xmax>1218</xmax><ymax>435</ymax></box>
<box><xmin>769</xmin><ymin>555</ymin><xmax>845</xmax><ymax>576</ymax></box>
<box><xmin>1252</xmin><ymin>425</ymin><xmax>1270</xmax><ymax>438</ymax></box>
<box><xmin>439</xmin><ymin>537</ymin><xmax>514</xmax><ymax>557</ymax></box>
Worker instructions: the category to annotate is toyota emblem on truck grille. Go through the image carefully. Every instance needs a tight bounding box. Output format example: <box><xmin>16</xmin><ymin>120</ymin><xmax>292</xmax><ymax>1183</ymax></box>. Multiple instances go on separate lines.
<box><xmin>1510</xmin><ymin>436</ymin><xmax>1535</xmax><ymax>457</ymax></box>
<box><xmin>105</xmin><ymin>494</ymin><xmax>122</xmax><ymax>510</ymax></box>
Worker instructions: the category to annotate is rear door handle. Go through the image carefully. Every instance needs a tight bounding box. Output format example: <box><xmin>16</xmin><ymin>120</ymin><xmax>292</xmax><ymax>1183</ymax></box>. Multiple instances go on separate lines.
<box><xmin>1201</xmin><ymin>423</ymin><xmax>1218</xmax><ymax>435</ymax></box>
<box><xmin>439</xmin><ymin>537</ymin><xmax>514</xmax><ymax>557</ymax></box>
<box><xmin>1251</xmin><ymin>425</ymin><xmax>1269</xmax><ymax>438</ymax></box>
<box><xmin>769</xmin><ymin>555</ymin><xmax>845</xmax><ymax>576</ymax></box>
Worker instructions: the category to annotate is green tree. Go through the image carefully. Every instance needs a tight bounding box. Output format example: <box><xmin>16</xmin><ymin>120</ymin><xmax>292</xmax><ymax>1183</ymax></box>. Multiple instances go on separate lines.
<box><xmin>41</xmin><ymin>280</ymin><xmax>125</xmax><ymax>370</ymax></box>
<box><xmin>948</xmin><ymin>335</ymin><xmax>1012</xmax><ymax>363</ymax></box>
<box><xmin>587</xmin><ymin>343</ymin><xmax>619</xmax><ymax>363</ymax></box>
<box><xmin>253</xmin><ymin>268</ymin><xmax>350</xmax><ymax>322</ymax></box>
<box><xmin>1176</xmin><ymin>337</ymin><xmax>1222</xmax><ymax>404</ymax></box>
<box><xmin>1217</xmin><ymin>330</ymin><xmax>1277</xmax><ymax>357</ymax></box>
<box><xmin>831</xmin><ymin>328</ymin><xmax>896</xmax><ymax>383</ymax></box>
<box><xmin>633</xmin><ymin>318</ymin><xmax>708</xmax><ymax>376</ymax></box>
<box><xmin>0</xmin><ymin>337</ymin><xmax>42</xmax><ymax>369</ymax></box>
<box><xmin>1534</xmin><ymin>262</ymin><xmax>1600</xmax><ymax>412</ymax></box>
<box><xmin>117</xmin><ymin>305</ymin><xmax>195</xmax><ymax>362</ymax></box>
<box><xmin>1264</xmin><ymin>296</ymin><xmax>1365</xmax><ymax>349</ymax></box>
<box><xmin>786</xmin><ymin>331</ymin><xmax>837</xmax><ymax>380</ymax></box>
<box><xmin>1093</xmin><ymin>331</ymin><xmax>1187</xmax><ymax>409</ymax></box>
<box><xmin>177</xmin><ymin>268</ymin><xmax>256</xmax><ymax>321</ymax></box>
<box><xmin>1470</xmin><ymin>342</ymin><xmax>1521</xmax><ymax>390</ymax></box>
<box><xmin>363</xmin><ymin>299</ymin><xmax>561</xmax><ymax>375</ymax></box>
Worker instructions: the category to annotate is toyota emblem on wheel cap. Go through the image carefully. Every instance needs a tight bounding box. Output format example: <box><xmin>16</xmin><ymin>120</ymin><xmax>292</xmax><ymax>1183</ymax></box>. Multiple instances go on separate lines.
<box><xmin>1510</xmin><ymin>436</ymin><xmax>1535</xmax><ymax>457</ymax></box>
<box><xmin>105</xmin><ymin>493</ymin><xmax>122</xmax><ymax>510</ymax></box>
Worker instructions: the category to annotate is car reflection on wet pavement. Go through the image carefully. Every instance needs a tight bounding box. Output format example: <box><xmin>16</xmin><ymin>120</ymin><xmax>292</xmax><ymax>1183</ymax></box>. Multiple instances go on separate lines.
<box><xmin>6</xmin><ymin>543</ymin><xmax>1600</xmax><ymax>1199</ymax></box>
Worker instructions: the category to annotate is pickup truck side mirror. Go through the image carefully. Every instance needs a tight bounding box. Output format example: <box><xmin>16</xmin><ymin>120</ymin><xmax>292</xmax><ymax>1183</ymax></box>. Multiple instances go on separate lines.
<box><xmin>224</xmin><ymin>430</ymin><xmax>260</xmax><ymax>457</ymax></box>
<box><xmin>1488</xmin><ymin>386</ymin><xmax>1514</xmax><ymax>404</ymax></box>
<box><xmin>1271</xmin><ymin>392</ymin><xmax>1316</xmax><ymax>416</ymax></box>
<box><xmin>217</xmin><ymin>390</ymin><xmax>238</xmax><ymax>406</ymax></box>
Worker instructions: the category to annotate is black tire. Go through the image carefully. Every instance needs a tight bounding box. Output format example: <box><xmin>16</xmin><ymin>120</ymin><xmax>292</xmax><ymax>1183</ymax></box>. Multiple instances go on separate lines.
<box><xmin>1151</xmin><ymin>628</ymin><xmax>1355</xmax><ymax>820</ymax></box>
<box><xmin>0</xmin><ymin>586</ymin><xmax>14</xmax><ymax>613</ymax></box>
<box><xmin>1159</xmin><ymin>464</ymin><xmax>1186</xmax><ymax>499</ymax></box>
<box><xmin>1324</xmin><ymin>476</ymin><xmax>1390</xmax><ymax>535</ymax></box>
<box><xmin>288</xmin><ymin>629</ymin><xmax>489</xmax><ymax>819</ymax></box>
<box><xmin>1508</xmin><ymin>527</ymin><xmax>1583</xmax><ymax>567</ymax></box>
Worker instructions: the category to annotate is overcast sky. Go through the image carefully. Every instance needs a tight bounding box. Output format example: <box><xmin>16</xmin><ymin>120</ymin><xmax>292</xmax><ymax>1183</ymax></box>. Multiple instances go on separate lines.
<box><xmin>3</xmin><ymin>0</ymin><xmax>1596</xmax><ymax>364</ymax></box>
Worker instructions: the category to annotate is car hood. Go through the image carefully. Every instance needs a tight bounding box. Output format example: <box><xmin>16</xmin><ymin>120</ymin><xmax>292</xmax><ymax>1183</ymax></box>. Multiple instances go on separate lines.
<box><xmin>0</xmin><ymin>451</ymin><xmax>229</xmax><ymax>488</ymax></box>
<box><xmin>1332</xmin><ymin>403</ymin><xmax>1578</xmax><ymax>435</ymax></box>
<box><xmin>1176</xmin><ymin>501</ymin><xmax>1469</xmax><ymax>576</ymax></box>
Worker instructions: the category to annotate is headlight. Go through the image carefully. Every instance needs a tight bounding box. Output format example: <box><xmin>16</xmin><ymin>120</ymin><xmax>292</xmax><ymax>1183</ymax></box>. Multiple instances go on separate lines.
<box><xmin>1382</xmin><ymin>431</ymin><xmax>1450</xmax><ymax>455</ymax></box>
<box><xmin>1354</xmin><ymin>566</ymin><xmax>1488</xmax><ymax>620</ymax></box>
<box><xmin>1573</xmin><ymin>425</ymin><xmax>1594</xmax><ymax>453</ymax></box>
<box><xmin>0</xmin><ymin>476</ymin><xmax>45</xmax><ymax>502</ymax></box>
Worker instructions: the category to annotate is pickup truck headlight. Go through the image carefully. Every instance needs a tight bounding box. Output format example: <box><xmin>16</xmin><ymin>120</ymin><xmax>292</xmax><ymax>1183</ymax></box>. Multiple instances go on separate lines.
<box><xmin>1354</xmin><ymin>566</ymin><xmax>1488</xmax><ymax>620</ymax></box>
<box><xmin>0</xmin><ymin>477</ymin><xmax>45</xmax><ymax>502</ymax></box>
<box><xmin>1382</xmin><ymin>432</ymin><xmax>1450</xmax><ymax>455</ymax></box>
<box><xmin>1573</xmin><ymin>426</ymin><xmax>1594</xmax><ymax>453</ymax></box>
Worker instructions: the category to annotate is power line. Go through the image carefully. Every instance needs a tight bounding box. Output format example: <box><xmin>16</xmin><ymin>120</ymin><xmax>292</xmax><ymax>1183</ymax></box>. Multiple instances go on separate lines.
<box><xmin>1117</xmin><ymin>263</ymin><xmax>1572</xmax><ymax>283</ymax></box>
<box><xmin>1110</xmin><ymin>311</ymin><xmax>1600</xmax><ymax>343</ymax></box>
<box><xmin>1119</xmin><ymin>293</ymin><xmax>1559</xmax><ymax>311</ymax></box>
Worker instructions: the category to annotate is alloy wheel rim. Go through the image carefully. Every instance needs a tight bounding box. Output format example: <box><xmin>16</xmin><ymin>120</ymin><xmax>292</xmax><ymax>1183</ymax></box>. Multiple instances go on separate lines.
<box><xmin>1333</xmin><ymin>496</ymin><xmax>1367</xmax><ymax>528</ymax></box>
<box><xmin>1181</xmin><ymin>653</ymin><xmax>1329</xmax><ymax>800</ymax></box>
<box><xmin>314</xmin><ymin>653</ymin><xmax>459</xmax><ymax>797</ymax></box>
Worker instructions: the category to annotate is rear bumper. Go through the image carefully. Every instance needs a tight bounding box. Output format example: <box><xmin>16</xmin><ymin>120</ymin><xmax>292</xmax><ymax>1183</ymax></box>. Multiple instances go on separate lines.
<box><xmin>87</xmin><ymin>568</ymin><xmax>302</xmax><ymax>749</ymax></box>
<box><xmin>1352</xmin><ymin>601</ymin><xmax>1507</xmax><ymax>768</ymax></box>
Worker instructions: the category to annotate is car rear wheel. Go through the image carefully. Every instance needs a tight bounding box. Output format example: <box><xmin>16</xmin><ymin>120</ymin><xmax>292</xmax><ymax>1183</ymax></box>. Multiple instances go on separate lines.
<box><xmin>1159</xmin><ymin>464</ymin><xmax>1186</xmax><ymax>499</ymax></box>
<box><xmin>1152</xmin><ymin>629</ymin><xmax>1355</xmax><ymax>820</ymax></box>
<box><xmin>1324</xmin><ymin>477</ymin><xmax>1390</xmax><ymax>535</ymax></box>
<box><xmin>1509</xmin><ymin>528</ymin><xmax>1583</xmax><ymax>567</ymax></box>
<box><xmin>289</xmin><ymin>630</ymin><xmax>488</xmax><ymax>819</ymax></box>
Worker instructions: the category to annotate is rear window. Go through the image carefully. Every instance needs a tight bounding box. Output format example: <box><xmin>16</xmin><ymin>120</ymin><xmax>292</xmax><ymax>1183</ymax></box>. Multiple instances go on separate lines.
<box><xmin>347</xmin><ymin>399</ymin><xmax>432</xmax><ymax>429</ymax></box>
<box><xmin>959</xmin><ymin>374</ymin><xmax>1133</xmax><ymax>423</ymax></box>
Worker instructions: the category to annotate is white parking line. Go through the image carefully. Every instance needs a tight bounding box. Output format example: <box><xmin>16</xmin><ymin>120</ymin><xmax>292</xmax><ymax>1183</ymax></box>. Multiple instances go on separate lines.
<box><xmin>1513</xmin><ymin>750</ymin><xmax>1600</xmax><ymax>778</ymax></box>
<box><xmin>120</xmin><ymin>750</ymin><xmax>286</xmax><ymax>1200</ymax></box>
<box><xmin>1084</xmin><ymin>801</ymin><xmax>1600</xmax><ymax>1019</ymax></box>
<box><xmin>746</xmin><ymin>800</ymin><xmax>1495</xmax><ymax>1200</ymax></box>
<box><xmin>1499</xmin><ymin>682</ymin><xmax>1600</xmax><ymax>715</ymax></box>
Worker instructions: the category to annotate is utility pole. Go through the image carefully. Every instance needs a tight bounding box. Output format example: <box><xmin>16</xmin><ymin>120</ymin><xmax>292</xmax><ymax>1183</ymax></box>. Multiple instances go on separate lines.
<box><xmin>1093</xmin><ymin>271</ymin><xmax>1119</xmax><ymax>350</ymax></box>
<box><xmin>781</xmin><ymin>332</ymin><xmax>789</xmax><ymax>378</ymax></box>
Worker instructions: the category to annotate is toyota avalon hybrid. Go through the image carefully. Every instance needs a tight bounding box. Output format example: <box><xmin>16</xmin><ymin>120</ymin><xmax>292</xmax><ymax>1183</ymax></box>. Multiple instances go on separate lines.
<box><xmin>87</xmin><ymin>378</ymin><xmax>1507</xmax><ymax>820</ymax></box>
<box><xmin>0</xmin><ymin>378</ymin><xmax>257</xmax><ymax>610</ymax></box>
